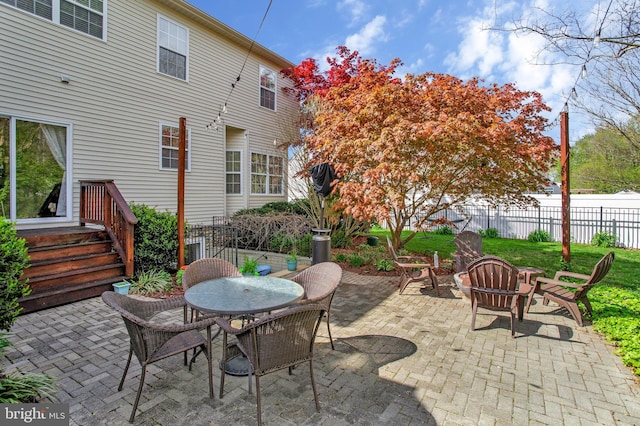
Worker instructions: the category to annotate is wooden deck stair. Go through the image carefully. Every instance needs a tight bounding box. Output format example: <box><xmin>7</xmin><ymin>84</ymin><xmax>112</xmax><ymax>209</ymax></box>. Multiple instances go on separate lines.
<box><xmin>17</xmin><ymin>226</ymin><xmax>128</xmax><ymax>314</ymax></box>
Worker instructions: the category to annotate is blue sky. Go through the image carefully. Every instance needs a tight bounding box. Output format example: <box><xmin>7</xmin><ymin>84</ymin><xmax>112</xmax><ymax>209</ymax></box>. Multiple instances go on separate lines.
<box><xmin>187</xmin><ymin>0</ymin><xmax>605</xmax><ymax>142</ymax></box>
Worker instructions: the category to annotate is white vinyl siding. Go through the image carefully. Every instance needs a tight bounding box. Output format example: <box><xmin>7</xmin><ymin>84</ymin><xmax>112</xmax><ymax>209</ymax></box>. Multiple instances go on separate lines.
<box><xmin>251</xmin><ymin>152</ymin><xmax>283</xmax><ymax>195</ymax></box>
<box><xmin>160</xmin><ymin>123</ymin><xmax>190</xmax><ymax>171</ymax></box>
<box><xmin>259</xmin><ymin>65</ymin><xmax>276</xmax><ymax>110</ymax></box>
<box><xmin>0</xmin><ymin>0</ymin><xmax>105</xmax><ymax>39</ymax></box>
<box><xmin>1</xmin><ymin>0</ymin><xmax>296</xmax><ymax>224</ymax></box>
<box><xmin>226</xmin><ymin>150</ymin><xmax>241</xmax><ymax>195</ymax></box>
<box><xmin>157</xmin><ymin>15</ymin><xmax>188</xmax><ymax>80</ymax></box>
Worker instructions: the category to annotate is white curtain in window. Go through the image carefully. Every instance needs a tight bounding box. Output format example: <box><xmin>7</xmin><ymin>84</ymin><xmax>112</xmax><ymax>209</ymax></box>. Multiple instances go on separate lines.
<box><xmin>41</xmin><ymin>124</ymin><xmax>67</xmax><ymax>216</ymax></box>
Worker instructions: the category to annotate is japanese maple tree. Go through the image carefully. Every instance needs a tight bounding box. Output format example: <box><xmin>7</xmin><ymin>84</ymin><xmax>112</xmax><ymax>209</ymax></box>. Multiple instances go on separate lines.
<box><xmin>284</xmin><ymin>47</ymin><xmax>558</xmax><ymax>248</ymax></box>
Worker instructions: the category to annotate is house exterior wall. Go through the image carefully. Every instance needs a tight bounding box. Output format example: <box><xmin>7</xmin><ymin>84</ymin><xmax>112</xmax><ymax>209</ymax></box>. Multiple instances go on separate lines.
<box><xmin>0</xmin><ymin>0</ymin><xmax>297</xmax><ymax>228</ymax></box>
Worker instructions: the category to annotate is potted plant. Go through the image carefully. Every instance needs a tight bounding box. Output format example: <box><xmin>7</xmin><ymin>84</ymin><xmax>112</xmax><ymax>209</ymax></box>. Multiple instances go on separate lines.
<box><xmin>239</xmin><ymin>256</ymin><xmax>259</xmax><ymax>276</ymax></box>
<box><xmin>286</xmin><ymin>251</ymin><xmax>298</xmax><ymax>271</ymax></box>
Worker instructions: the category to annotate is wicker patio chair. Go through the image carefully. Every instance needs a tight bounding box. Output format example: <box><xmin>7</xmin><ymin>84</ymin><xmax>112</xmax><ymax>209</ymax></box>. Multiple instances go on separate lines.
<box><xmin>536</xmin><ymin>251</ymin><xmax>614</xmax><ymax>326</ymax></box>
<box><xmin>290</xmin><ymin>262</ymin><xmax>342</xmax><ymax>349</ymax></box>
<box><xmin>386</xmin><ymin>236</ymin><xmax>439</xmax><ymax>295</ymax></box>
<box><xmin>182</xmin><ymin>258</ymin><xmax>241</xmax><ymax>321</ymax></box>
<box><xmin>452</xmin><ymin>230</ymin><xmax>483</xmax><ymax>273</ymax></box>
<box><xmin>102</xmin><ymin>291</ymin><xmax>216</xmax><ymax>423</ymax></box>
<box><xmin>467</xmin><ymin>255</ymin><xmax>530</xmax><ymax>337</ymax></box>
<box><xmin>216</xmin><ymin>304</ymin><xmax>326</xmax><ymax>426</ymax></box>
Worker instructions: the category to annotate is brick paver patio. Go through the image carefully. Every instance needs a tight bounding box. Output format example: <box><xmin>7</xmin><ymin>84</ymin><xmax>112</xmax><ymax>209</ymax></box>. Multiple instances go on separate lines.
<box><xmin>4</xmin><ymin>271</ymin><xmax>640</xmax><ymax>425</ymax></box>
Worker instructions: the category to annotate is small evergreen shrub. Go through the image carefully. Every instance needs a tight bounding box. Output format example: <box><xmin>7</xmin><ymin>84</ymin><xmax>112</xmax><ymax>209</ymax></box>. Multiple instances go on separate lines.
<box><xmin>0</xmin><ymin>219</ymin><xmax>31</xmax><ymax>331</ymax></box>
<box><xmin>130</xmin><ymin>203</ymin><xmax>179</xmax><ymax>274</ymax></box>
<box><xmin>433</xmin><ymin>226</ymin><xmax>454</xmax><ymax>235</ymax></box>
<box><xmin>347</xmin><ymin>253</ymin><xmax>365</xmax><ymax>267</ymax></box>
<box><xmin>592</xmin><ymin>231</ymin><xmax>617</xmax><ymax>248</ymax></box>
<box><xmin>333</xmin><ymin>253</ymin><xmax>348</xmax><ymax>262</ymax></box>
<box><xmin>528</xmin><ymin>230</ymin><xmax>551</xmax><ymax>243</ymax></box>
<box><xmin>269</xmin><ymin>232</ymin><xmax>294</xmax><ymax>253</ymax></box>
<box><xmin>331</xmin><ymin>230</ymin><xmax>351</xmax><ymax>248</ymax></box>
<box><xmin>479</xmin><ymin>228</ymin><xmax>500</xmax><ymax>238</ymax></box>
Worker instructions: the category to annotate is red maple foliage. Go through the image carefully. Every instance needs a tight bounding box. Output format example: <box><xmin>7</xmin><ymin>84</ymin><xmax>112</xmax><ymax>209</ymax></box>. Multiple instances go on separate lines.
<box><xmin>283</xmin><ymin>47</ymin><xmax>558</xmax><ymax>248</ymax></box>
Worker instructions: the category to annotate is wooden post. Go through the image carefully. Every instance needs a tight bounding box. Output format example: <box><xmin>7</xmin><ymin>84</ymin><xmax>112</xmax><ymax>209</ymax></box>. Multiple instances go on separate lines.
<box><xmin>560</xmin><ymin>110</ymin><xmax>571</xmax><ymax>263</ymax></box>
<box><xmin>177</xmin><ymin>117</ymin><xmax>186</xmax><ymax>269</ymax></box>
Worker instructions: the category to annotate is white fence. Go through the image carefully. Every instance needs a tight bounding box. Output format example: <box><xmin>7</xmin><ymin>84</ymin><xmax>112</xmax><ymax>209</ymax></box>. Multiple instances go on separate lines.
<box><xmin>410</xmin><ymin>194</ymin><xmax>640</xmax><ymax>249</ymax></box>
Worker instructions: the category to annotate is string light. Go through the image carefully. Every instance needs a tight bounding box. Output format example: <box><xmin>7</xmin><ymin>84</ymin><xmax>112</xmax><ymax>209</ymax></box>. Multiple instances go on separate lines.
<box><xmin>545</xmin><ymin>0</ymin><xmax>612</xmax><ymax>131</ymax></box>
<box><xmin>206</xmin><ymin>0</ymin><xmax>273</xmax><ymax>131</ymax></box>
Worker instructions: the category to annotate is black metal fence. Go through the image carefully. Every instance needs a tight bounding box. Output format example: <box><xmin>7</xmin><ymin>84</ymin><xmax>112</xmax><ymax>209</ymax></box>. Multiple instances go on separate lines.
<box><xmin>416</xmin><ymin>205</ymin><xmax>640</xmax><ymax>249</ymax></box>
<box><xmin>184</xmin><ymin>221</ymin><xmax>239</xmax><ymax>266</ymax></box>
<box><xmin>185</xmin><ymin>215</ymin><xmax>313</xmax><ymax>266</ymax></box>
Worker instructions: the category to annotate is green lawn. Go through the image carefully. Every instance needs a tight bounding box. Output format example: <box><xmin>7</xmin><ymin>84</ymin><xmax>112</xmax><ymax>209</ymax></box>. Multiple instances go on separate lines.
<box><xmin>370</xmin><ymin>228</ymin><xmax>640</xmax><ymax>376</ymax></box>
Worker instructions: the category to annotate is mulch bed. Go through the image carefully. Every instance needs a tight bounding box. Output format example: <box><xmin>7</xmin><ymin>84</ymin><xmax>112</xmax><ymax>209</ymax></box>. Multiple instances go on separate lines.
<box><xmin>144</xmin><ymin>235</ymin><xmax>453</xmax><ymax>298</ymax></box>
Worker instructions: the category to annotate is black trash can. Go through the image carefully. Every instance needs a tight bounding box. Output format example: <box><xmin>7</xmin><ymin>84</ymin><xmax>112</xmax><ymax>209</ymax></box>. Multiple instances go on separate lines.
<box><xmin>312</xmin><ymin>228</ymin><xmax>331</xmax><ymax>265</ymax></box>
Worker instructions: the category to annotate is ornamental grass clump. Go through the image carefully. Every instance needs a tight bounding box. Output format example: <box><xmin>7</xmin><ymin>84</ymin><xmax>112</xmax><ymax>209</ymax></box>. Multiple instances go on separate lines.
<box><xmin>0</xmin><ymin>334</ymin><xmax>57</xmax><ymax>403</ymax></box>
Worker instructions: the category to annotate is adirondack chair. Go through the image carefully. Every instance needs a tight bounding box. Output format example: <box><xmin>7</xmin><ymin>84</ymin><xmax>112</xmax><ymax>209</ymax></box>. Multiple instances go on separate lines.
<box><xmin>452</xmin><ymin>231</ymin><xmax>483</xmax><ymax>273</ymax></box>
<box><xmin>467</xmin><ymin>255</ymin><xmax>530</xmax><ymax>337</ymax></box>
<box><xmin>386</xmin><ymin>236</ymin><xmax>439</xmax><ymax>295</ymax></box>
<box><xmin>536</xmin><ymin>251</ymin><xmax>615</xmax><ymax>326</ymax></box>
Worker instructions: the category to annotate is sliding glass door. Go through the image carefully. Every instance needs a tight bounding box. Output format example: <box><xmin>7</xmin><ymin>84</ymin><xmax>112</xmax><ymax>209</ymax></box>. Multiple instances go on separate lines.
<box><xmin>0</xmin><ymin>116</ymin><xmax>70</xmax><ymax>222</ymax></box>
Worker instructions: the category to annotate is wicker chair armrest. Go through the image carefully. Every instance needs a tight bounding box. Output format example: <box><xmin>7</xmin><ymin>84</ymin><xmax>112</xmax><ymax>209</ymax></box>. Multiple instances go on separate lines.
<box><xmin>129</xmin><ymin>296</ymin><xmax>189</xmax><ymax>320</ymax></box>
<box><xmin>536</xmin><ymin>276</ymin><xmax>583</xmax><ymax>289</ymax></box>
<box><xmin>552</xmin><ymin>271</ymin><xmax>590</xmax><ymax>281</ymax></box>
<box><xmin>215</xmin><ymin>317</ymin><xmax>244</xmax><ymax>335</ymax></box>
<box><xmin>106</xmin><ymin>296</ymin><xmax>217</xmax><ymax>333</ymax></box>
<box><xmin>138</xmin><ymin>314</ymin><xmax>217</xmax><ymax>333</ymax></box>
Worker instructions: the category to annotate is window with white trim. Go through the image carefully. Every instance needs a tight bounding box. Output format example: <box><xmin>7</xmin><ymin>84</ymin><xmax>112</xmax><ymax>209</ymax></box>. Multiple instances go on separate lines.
<box><xmin>251</xmin><ymin>152</ymin><xmax>283</xmax><ymax>195</ymax></box>
<box><xmin>226</xmin><ymin>150</ymin><xmax>241</xmax><ymax>194</ymax></box>
<box><xmin>259</xmin><ymin>65</ymin><xmax>276</xmax><ymax>110</ymax></box>
<box><xmin>1</xmin><ymin>0</ymin><xmax>105</xmax><ymax>39</ymax></box>
<box><xmin>160</xmin><ymin>123</ymin><xmax>190</xmax><ymax>170</ymax></box>
<box><xmin>158</xmin><ymin>15</ymin><xmax>188</xmax><ymax>80</ymax></box>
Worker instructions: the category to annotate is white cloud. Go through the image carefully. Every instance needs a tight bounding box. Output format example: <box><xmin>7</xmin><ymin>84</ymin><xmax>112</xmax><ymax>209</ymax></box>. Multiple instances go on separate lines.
<box><xmin>344</xmin><ymin>15</ymin><xmax>387</xmax><ymax>56</ymax></box>
<box><xmin>444</xmin><ymin>17</ymin><xmax>504</xmax><ymax>78</ymax></box>
<box><xmin>337</xmin><ymin>0</ymin><xmax>367</xmax><ymax>26</ymax></box>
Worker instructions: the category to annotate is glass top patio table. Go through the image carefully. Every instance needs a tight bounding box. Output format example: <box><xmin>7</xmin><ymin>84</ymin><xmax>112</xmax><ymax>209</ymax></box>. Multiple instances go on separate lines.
<box><xmin>184</xmin><ymin>276</ymin><xmax>304</xmax><ymax>316</ymax></box>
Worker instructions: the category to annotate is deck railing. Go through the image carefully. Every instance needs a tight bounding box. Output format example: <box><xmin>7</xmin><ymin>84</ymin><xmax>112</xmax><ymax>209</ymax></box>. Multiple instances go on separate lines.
<box><xmin>80</xmin><ymin>180</ymin><xmax>137</xmax><ymax>275</ymax></box>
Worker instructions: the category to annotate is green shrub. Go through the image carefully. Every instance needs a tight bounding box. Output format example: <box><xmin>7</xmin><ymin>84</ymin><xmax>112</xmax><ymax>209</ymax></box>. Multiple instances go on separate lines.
<box><xmin>375</xmin><ymin>259</ymin><xmax>394</xmax><ymax>271</ymax></box>
<box><xmin>299</xmin><ymin>234</ymin><xmax>313</xmax><ymax>257</ymax></box>
<box><xmin>129</xmin><ymin>269</ymin><xmax>173</xmax><ymax>295</ymax></box>
<box><xmin>332</xmin><ymin>253</ymin><xmax>348</xmax><ymax>262</ymax></box>
<box><xmin>331</xmin><ymin>230</ymin><xmax>351</xmax><ymax>248</ymax></box>
<box><xmin>592</xmin><ymin>231</ymin><xmax>617</xmax><ymax>248</ymax></box>
<box><xmin>130</xmin><ymin>203</ymin><xmax>179</xmax><ymax>274</ymax></box>
<box><xmin>0</xmin><ymin>333</ymin><xmax>56</xmax><ymax>403</ymax></box>
<box><xmin>0</xmin><ymin>219</ymin><xmax>31</xmax><ymax>331</ymax></box>
<box><xmin>347</xmin><ymin>253</ymin><xmax>365</xmax><ymax>267</ymax></box>
<box><xmin>233</xmin><ymin>201</ymin><xmax>307</xmax><ymax>216</ymax></box>
<box><xmin>479</xmin><ymin>228</ymin><xmax>500</xmax><ymax>238</ymax></box>
<box><xmin>269</xmin><ymin>232</ymin><xmax>294</xmax><ymax>253</ymax></box>
<box><xmin>433</xmin><ymin>226</ymin><xmax>454</xmax><ymax>235</ymax></box>
<box><xmin>176</xmin><ymin>268</ymin><xmax>185</xmax><ymax>287</ymax></box>
<box><xmin>528</xmin><ymin>230</ymin><xmax>551</xmax><ymax>243</ymax></box>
